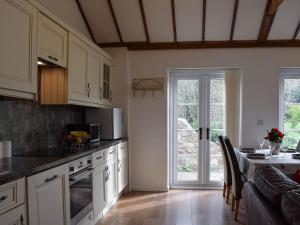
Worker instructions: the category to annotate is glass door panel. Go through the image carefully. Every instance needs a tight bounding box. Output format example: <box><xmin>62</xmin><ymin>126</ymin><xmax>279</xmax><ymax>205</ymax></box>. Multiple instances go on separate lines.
<box><xmin>176</xmin><ymin>80</ymin><xmax>199</xmax><ymax>182</ymax></box>
<box><xmin>209</xmin><ymin>79</ymin><xmax>225</xmax><ymax>182</ymax></box>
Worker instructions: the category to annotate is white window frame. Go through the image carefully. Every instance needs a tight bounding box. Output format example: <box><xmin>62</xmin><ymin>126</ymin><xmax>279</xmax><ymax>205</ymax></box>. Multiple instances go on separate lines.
<box><xmin>279</xmin><ymin>69</ymin><xmax>300</xmax><ymax>146</ymax></box>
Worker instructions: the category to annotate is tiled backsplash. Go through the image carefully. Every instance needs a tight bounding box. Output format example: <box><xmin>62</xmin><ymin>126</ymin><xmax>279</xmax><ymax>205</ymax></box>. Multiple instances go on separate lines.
<box><xmin>0</xmin><ymin>98</ymin><xmax>84</xmax><ymax>154</ymax></box>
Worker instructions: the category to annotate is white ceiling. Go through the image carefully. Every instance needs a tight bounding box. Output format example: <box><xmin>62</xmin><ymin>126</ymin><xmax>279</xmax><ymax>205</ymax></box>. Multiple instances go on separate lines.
<box><xmin>78</xmin><ymin>0</ymin><xmax>300</xmax><ymax>43</ymax></box>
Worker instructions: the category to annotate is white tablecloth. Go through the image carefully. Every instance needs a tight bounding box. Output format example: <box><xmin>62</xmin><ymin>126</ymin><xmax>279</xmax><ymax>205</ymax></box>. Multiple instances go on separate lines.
<box><xmin>234</xmin><ymin>149</ymin><xmax>300</xmax><ymax>180</ymax></box>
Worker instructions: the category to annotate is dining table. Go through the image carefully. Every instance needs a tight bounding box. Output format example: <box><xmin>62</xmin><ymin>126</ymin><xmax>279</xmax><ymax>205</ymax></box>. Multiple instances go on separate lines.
<box><xmin>234</xmin><ymin>148</ymin><xmax>300</xmax><ymax>180</ymax></box>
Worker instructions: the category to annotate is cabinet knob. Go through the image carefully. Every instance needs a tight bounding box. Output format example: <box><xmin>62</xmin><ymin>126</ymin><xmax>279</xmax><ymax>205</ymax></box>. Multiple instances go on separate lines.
<box><xmin>0</xmin><ymin>195</ymin><xmax>7</xmax><ymax>202</ymax></box>
<box><xmin>87</xmin><ymin>83</ymin><xmax>91</xmax><ymax>98</ymax></box>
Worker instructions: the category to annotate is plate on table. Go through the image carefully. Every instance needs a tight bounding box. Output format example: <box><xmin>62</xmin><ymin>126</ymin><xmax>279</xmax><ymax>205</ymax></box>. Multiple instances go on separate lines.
<box><xmin>292</xmin><ymin>153</ymin><xmax>300</xmax><ymax>159</ymax></box>
<box><xmin>246</xmin><ymin>153</ymin><xmax>266</xmax><ymax>159</ymax></box>
<box><xmin>240</xmin><ymin>147</ymin><xmax>256</xmax><ymax>153</ymax></box>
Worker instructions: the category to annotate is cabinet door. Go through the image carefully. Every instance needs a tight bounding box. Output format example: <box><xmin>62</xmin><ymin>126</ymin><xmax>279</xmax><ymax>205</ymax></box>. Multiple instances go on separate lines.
<box><xmin>0</xmin><ymin>204</ymin><xmax>26</xmax><ymax>225</ymax></box>
<box><xmin>93</xmin><ymin>163</ymin><xmax>106</xmax><ymax>220</ymax></box>
<box><xmin>105</xmin><ymin>160</ymin><xmax>116</xmax><ymax>205</ymax></box>
<box><xmin>0</xmin><ymin>0</ymin><xmax>37</xmax><ymax>96</ymax></box>
<box><xmin>38</xmin><ymin>13</ymin><xmax>67</xmax><ymax>67</ymax></box>
<box><xmin>117</xmin><ymin>156</ymin><xmax>128</xmax><ymax>194</ymax></box>
<box><xmin>27</xmin><ymin>165</ymin><xmax>70</xmax><ymax>225</ymax></box>
<box><xmin>87</xmin><ymin>49</ymin><xmax>101</xmax><ymax>104</ymax></box>
<box><xmin>68</xmin><ymin>33</ymin><xmax>89</xmax><ymax>103</ymax></box>
<box><xmin>101</xmin><ymin>58</ymin><xmax>113</xmax><ymax>106</ymax></box>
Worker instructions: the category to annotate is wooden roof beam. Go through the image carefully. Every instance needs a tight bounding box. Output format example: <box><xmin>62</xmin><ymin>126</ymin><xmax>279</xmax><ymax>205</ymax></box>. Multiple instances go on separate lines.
<box><xmin>98</xmin><ymin>40</ymin><xmax>300</xmax><ymax>50</ymax></box>
<box><xmin>258</xmin><ymin>0</ymin><xmax>283</xmax><ymax>41</ymax></box>
<box><xmin>138</xmin><ymin>0</ymin><xmax>150</xmax><ymax>42</ymax></box>
<box><xmin>107</xmin><ymin>0</ymin><xmax>123</xmax><ymax>42</ymax></box>
<box><xmin>171</xmin><ymin>0</ymin><xmax>177</xmax><ymax>42</ymax></box>
<box><xmin>230</xmin><ymin>0</ymin><xmax>239</xmax><ymax>41</ymax></box>
<box><xmin>75</xmin><ymin>0</ymin><xmax>96</xmax><ymax>43</ymax></box>
<box><xmin>202</xmin><ymin>0</ymin><xmax>206</xmax><ymax>41</ymax></box>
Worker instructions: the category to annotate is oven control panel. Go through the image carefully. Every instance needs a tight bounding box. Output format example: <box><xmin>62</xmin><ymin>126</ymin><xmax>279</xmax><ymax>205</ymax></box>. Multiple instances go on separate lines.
<box><xmin>69</xmin><ymin>155</ymin><xmax>92</xmax><ymax>175</ymax></box>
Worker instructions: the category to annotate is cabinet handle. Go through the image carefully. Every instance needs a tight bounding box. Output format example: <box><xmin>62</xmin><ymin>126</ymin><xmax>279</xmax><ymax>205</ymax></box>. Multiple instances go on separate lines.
<box><xmin>99</xmin><ymin>87</ymin><xmax>103</xmax><ymax>100</ymax></box>
<box><xmin>45</xmin><ymin>175</ymin><xmax>58</xmax><ymax>183</ymax></box>
<box><xmin>20</xmin><ymin>214</ymin><xmax>24</xmax><ymax>225</ymax></box>
<box><xmin>109</xmin><ymin>91</ymin><xmax>112</xmax><ymax>102</ymax></box>
<box><xmin>87</xmin><ymin>83</ymin><xmax>91</xmax><ymax>98</ymax></box>
<box><xmin>96</xmin><ymin>156</ymin><xmax>102</xmax><ymax>160</ymax></box>
<box><xmin>0</xmin><ymin>195</ymin><xmax>7</xmax><ymax>202</ymax></box>
<box><xmin>48</xmin><ymin>55</ymin><xmax>58</xmax><ymax>62</ymax></box>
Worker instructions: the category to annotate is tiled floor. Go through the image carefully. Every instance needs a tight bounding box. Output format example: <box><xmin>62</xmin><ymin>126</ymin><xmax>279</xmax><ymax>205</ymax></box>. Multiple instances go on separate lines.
<box><xmin>97</xmin><ymin>190</ymin><xmax>246</xmax><ymax>225</ymax></box>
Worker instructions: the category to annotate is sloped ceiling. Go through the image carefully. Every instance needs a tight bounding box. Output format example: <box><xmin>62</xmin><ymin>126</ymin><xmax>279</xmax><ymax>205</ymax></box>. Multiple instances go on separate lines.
<box><xmin>76</xmin><ymin>0</ymin><xmax>300</xmax><ymax>50</ymax></box>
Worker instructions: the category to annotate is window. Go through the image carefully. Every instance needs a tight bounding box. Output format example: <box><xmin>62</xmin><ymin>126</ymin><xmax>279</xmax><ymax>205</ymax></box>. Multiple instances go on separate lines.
<box><xmin>280</xmin><ymin>71</ymin><xmax>300</xmax><ymax>148</ymax></box>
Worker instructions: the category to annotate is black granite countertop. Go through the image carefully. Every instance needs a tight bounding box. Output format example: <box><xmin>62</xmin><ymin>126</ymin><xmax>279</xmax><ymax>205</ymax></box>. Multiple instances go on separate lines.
<box><xmin>0</xmin><ymin>139</ymin><xmax>126</xmax><ymax>185</ymax></box>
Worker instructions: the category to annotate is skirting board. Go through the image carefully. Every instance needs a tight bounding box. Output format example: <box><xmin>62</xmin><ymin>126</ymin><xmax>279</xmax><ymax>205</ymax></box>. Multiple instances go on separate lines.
<box><xmin>130</xmin><ymin>185</ymin><xmax>169</xmax><ymax>192</ymax></box>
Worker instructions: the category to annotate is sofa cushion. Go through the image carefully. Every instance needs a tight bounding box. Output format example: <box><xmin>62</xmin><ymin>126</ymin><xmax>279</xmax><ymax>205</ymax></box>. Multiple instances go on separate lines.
<box><xmin>281</xmin><ymin>189</ymin><xmax>300</xmax><ymax>225</ymax></box>
<box><xmin>253</xmin><ymin>165</ymin><xmax>300</xmax><ymax>207</ymax></box>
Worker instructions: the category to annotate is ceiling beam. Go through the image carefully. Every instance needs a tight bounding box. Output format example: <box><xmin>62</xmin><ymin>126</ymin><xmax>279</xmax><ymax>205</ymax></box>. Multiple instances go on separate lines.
<box><xmin>171</xmin><ymin>0</ymin><xmax>177</xmax><ymax>42</ymax></box>
<box><xmin>258</xmin><ymin>0</ymin><xmax>283</xmax><ymax>41</ymax></box>
<box><xmin>202</xmin><ymin>0</ymin><xmax>206</xmax><ymax>41</ymax></box>
<box><xmin>230</xmin><ymin>0</ymin><xmax>239</xmax><ymax>41</ymax></box>
<box><xmin>107</xmin><ymin>0</ymin><xmax>123</xmax><ymax>42</ymax></box>
<box><xmin>75</xmin><ymin>0</ymin><xmax>96</xmax><ymax>43</ymax></box>
<box><xmin>98</xmin><ymin>40</ymin><xmax>300</xmax><ymax>50</ymax></box>
<box><xmin>293</xmin><ymin>20</ymin><xmax>300</xmax><ymax>40</ymax></box>
<box><xmin>138</xmin><ymin>0</ymin><xmax>150</xmax><ymax>42</ymax></box>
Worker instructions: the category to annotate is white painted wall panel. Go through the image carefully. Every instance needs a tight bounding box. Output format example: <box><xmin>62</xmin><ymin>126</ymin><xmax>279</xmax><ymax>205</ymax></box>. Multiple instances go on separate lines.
<box><xmin>206</xmin><ymin>0</ymin><xmax>234</xmax><ymax>40</ymax></box>
<box><xmin>175</xmin><ymin>0</ymin><xmax>203</xmax><ymax>41</ymax></box>
<box><xmin>234</xmin><ymin>0</ymin><xmax>267</xmax><ymax>40</ymax></box>
<box><xmin>80</xmin><ymin>0</ymin><xmax>119</xmax><ymax>43</ymax></box>
<box><xmin>111</xmin><ymin>0</ymin><xmax>146</xmax><ymax>42</ymax></box>
<box><xmin>269</xmin><ymin>0</ymin><xmax>300</xmax><ymax>40</ymax></box>
<box><xmin>143</xmin><ymin>0</ymin><xmax>173</xmax><ymax>42</ymax></box>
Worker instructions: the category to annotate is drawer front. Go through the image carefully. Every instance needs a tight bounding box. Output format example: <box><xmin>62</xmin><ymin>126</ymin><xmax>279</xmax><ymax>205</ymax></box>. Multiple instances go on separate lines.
<box><xmin>0</xmin><ymin>183</ymin><xmax>17</xmax><ymax>213</ymax></box>
<box><xmin>105</xmin><ymin>146</ymin><xmax>116</xmax><ymax>161</ymax></box>
<box><xmin>92</xmin><ymin>150</ymin><xmax>105</xmax><ymax>166</ymax></box>
<box><xmin>118</xmin><ymin>142</ymin><xmax>127</xmax><ymax>159</ymax></box>
<box><xmin>31</xmin><ymin>164</ymin><xmax>67</xmax><ymax>187</ymax></box>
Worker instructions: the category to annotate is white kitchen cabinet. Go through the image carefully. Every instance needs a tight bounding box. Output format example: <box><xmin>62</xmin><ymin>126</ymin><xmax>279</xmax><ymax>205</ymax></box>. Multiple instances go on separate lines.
<box><xmin>105</xmin><ymin>158</ymin><xmax>117</xmax><ymax>206</ymax></box>
<box><xmin>87</xmin><ymin>49</ymin><xmax>102</xmax><ymax>105</ymax></box>
<box><xmin>101</xmin><ymin>58</ymin><xmax>113</xmax><ymax>106</ymax></box>
<box><xmin>117</xmin><ymin>142</ymin><xmax>128</xmax><ymax>194</ymax></box>
<box><xmin>27</xmin><ymin>164</ymin><xmax>70</xmax><ymax>225</ymax></box>
<box><xmin>0</xmin><ymin>204</ymin><xmax>26</xmax><ymax>225</ymax></box>
<box><xmin>93</xmin><ymin>163</ymin><xmax>106</xmax><ymax>221</ymax></box>
<box><xmin>68</xmin><ymin>33</ymin><xmax>89</xmax><ymax>104</ymax></box>
<box><xmin>0</xmin><ymin>0</ymin><xmax>37</xmax><ymax>99</ymax></box>
<box><xmin>38</xmin><ymin>13</ymin><xmax>67</xmax><ymax>67</ymax></box>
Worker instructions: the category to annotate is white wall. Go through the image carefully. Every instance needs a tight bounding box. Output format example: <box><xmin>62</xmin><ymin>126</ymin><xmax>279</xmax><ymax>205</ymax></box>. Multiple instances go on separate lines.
<box><xmin>38</xmin><ymin>0</ymin><xmax>91</xmax><ymax>38</ymax></box>
<box><xmin>109</xmin><ymin>47</ymin><xmax>300</xmax><ymax>191</ymax></box>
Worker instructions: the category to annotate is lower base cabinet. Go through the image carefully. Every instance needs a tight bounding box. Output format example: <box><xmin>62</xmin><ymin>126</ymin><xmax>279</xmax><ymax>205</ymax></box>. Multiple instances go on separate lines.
<box><xmin>0</xmin><ymin>204</ymin><xmax>26</xmax><ymax>225</ymax></box>
<box><xmin>93</xmin><ymin>163</ymin><xmax>106</xmax><ymax>221</ymax></box>
<box><xmin>27</xmin><ymin>164</ymin><xmax>70</xmax><ymax>225</ymax></box>
<box><xmin>105</xmin><ymin>158</ymin><xmax>117</xmax><ymax>207</ymax></box>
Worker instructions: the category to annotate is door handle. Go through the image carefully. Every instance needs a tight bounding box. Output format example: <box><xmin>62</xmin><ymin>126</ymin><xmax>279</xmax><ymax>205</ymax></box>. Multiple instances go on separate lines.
<box><xmin>207</xmin><ymin>128</ymin><xmax>210</xmax><ymax>140</ymax></box>
<box><xmin>199</xmin><ymin>128</ymin><xmax>202</xmax><ymax>140</ymax></box>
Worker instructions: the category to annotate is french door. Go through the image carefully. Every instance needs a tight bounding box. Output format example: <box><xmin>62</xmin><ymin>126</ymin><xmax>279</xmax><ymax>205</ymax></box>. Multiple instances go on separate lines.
<box><xmin>170</xmin><ymin>71</ymin><xmax>225</xmax><ymax>188</ymax></box>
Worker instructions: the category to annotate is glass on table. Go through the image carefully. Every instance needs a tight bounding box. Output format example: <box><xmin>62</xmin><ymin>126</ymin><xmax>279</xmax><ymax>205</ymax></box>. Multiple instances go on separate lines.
<box><xmin>257</xmin><ymin>138</ymin><xmax>266</xmax><ymax>150</ymax></box>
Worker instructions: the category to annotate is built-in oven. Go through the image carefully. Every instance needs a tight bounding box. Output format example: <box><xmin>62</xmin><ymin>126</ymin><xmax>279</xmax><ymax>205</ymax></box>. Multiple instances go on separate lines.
<box><xmin>69</xmin><ymin>155</ymin><xmax>93</xmax><ymax>225</ymax></box>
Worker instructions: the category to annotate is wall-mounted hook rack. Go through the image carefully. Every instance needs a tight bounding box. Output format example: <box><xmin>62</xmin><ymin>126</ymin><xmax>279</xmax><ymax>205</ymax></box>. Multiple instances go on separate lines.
<box><xmin>132</xmin><ymin>78</ymin><xmax>164</xmax><ymax>97</ymax></box>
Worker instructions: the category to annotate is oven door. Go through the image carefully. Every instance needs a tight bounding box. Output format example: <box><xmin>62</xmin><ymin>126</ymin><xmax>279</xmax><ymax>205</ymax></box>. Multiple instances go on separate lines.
<box><xmin>69</xmin><ymin>168</ymin><xmax>93</xmax><ymax>225</ymax></box>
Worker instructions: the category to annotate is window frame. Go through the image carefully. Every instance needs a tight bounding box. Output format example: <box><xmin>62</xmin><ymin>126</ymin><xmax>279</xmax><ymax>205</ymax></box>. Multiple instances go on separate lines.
<box><xmin>279</xmin><ymin>69</ymin><xmax>300</xmax><ymax>147</ymax></box>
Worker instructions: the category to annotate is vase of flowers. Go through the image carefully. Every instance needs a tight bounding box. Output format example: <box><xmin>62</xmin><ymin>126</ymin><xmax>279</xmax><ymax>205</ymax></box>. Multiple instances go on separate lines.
<box><xmin>264</xmin><ymin>128</ymin><xmax>284</xmax><ymax>155</ymax></box>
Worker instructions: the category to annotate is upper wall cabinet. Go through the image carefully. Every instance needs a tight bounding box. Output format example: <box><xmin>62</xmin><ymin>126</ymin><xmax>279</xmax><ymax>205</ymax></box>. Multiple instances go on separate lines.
<box><xmin>102</xmin><ymin>58</ymin><xmax>113</xmax><ymax>105</ymax></box>
<box><xmin>0</xmin><ymin>0</ymin><xmax>38</xmax><ymax>99</ymax></box>
<box><xmin>68</xmin><ymin>33</ymin><xmax>89</xmax><ymax>104</ymax></box>
<box><xmin>38</xmin><ymin>13</ymin><xmax>67</xmax><ymax>67</ymax></box>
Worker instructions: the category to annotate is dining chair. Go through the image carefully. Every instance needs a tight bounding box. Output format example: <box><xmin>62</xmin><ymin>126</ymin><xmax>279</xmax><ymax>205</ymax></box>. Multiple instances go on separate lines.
<box><xmin>218</xmin><ymin>136</ymin><xmax>232</xmax><ymax>203</ymax></box>
<box><xmin>223</xmin><ymin>136</ymin><xmax>247</xmax><ymax>220</ymax></box>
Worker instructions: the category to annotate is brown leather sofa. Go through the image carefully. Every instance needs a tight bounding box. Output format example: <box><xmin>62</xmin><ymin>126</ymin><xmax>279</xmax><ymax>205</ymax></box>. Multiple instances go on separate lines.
<box><xmin>243</xmin><ymin>165</ymin><xmax>300</xmax><ymax>225</ymax></box>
